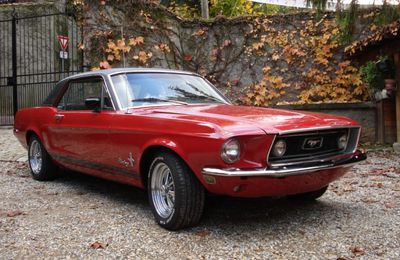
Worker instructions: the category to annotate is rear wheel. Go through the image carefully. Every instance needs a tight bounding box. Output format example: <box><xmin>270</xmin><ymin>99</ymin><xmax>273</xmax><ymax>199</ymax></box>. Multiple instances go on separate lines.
<box><xmin>148</xmin><ymin>152</ymin><xmax>205</xmax><ymax>230</ymax></box>
<box><xmin>290</xmin><ymin>186</ymin><xmax>328</xmax><ymax>201</ymax></box>
<box><xmin>28</xmin><ymin>135</ymin><xmax>58</xmax><ymax>181</ymax></box>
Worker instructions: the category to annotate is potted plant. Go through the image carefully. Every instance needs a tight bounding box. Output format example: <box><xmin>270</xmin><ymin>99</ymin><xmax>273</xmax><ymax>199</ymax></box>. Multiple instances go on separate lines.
<box><xmin>376</xmin><ymin>56</ymin><xmax>397</xmax><ymax>92</ymax></box>
<box><xmin>360</xmin><ymin>60</ymin><xmax>384</xmax><ymax>100</ymax></box>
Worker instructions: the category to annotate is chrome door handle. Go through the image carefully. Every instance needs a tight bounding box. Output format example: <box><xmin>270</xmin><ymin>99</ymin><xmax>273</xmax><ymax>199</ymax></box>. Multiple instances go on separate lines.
<box><xmin>54</xmin><ymin>114</ymin><xmax>64</xmax><ymax>120</ymax></box>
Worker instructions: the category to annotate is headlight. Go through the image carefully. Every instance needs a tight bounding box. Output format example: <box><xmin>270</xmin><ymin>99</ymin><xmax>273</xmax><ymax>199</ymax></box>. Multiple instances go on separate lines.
<box><xmin>272</xmin><ymin>139</ymin><xmax>286</xmax><ymax>157</ymax></box>
<box><xmin>221</xmin><ymin>139</ymin><xmax>240</xmax><ymax>164</ymax></box>
<box><xmin>338</xmin><ymin>134</ymin><xmax>348</xmax><ymax>150</ymax></box>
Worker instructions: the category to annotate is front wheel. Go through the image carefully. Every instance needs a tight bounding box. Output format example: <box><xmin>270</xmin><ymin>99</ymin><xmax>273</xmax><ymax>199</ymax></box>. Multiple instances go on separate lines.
<box><xmin>28</xmin><ymin>135</ymin><xmax>58</xmax><ymax>181</ymax></box>
<box><xmin>148</xmin><ymin>152</ymin><xmax>205</xmax><ymax>230</ymax></box>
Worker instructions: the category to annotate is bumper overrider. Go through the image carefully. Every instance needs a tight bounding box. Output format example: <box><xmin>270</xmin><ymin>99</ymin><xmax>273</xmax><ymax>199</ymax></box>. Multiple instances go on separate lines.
<box><xmin>202</xmin><ymin>150</ymin><xmax>367</xmax><ymax>178</ymax></box>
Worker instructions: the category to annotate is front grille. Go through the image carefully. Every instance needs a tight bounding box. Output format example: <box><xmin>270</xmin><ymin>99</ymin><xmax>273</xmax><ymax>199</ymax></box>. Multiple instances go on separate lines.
<box><xmin>268</xmin><ymin>127</ymin><xmax>360</xmax><ymax>164</ymax></box>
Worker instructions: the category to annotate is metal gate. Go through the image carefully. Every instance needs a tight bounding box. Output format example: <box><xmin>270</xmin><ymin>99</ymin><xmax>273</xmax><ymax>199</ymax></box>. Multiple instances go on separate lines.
<box><xmin>0</xmin><ymin>12</ymin><xmax>83</xmax><ymax>125</ymax></box>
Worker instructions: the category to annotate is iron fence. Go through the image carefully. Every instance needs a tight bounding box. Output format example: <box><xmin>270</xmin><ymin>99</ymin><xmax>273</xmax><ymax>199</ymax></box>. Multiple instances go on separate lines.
<box><xmin>0</xmin><ymin>12</ymin><xmax>83</xmax><ymax>125</ymax></box>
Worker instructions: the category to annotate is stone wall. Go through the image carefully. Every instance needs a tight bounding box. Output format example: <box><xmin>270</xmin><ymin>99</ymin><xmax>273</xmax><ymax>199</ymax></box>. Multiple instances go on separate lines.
<box><xmin>77</xmin><ymin>0</ymin><xmax>380</xmax><ymax>142</ymax></box>
<box><xmin>81</xmin><ymin>0</ymin><xmax>378</xmax><ymax>105</ymax></box>
<box><xmin>0</xmin><ymin>0</ymin><xmax>384</xmax><ymax>143</ymax></box>
<box><xmin>277</xmin><ymin>102</ymin><xmax>377</xmax><ymax>143</ymax></box>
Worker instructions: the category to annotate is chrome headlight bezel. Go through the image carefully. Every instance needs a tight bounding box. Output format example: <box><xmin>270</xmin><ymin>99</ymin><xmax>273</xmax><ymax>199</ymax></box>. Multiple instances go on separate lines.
<box><xmin>337</xmin><ymin>134</ymin><xmax>348</xmax><ymax>150</ymax></box>
<box><xmin>221</xmin><ymin>138</ymin><xmax>241</xmax><ymax>164</ymax></box>
<box><xmin>272</xmin><ymin>139</ymin><xmax>287</xmax><ymax>157</ymax></box>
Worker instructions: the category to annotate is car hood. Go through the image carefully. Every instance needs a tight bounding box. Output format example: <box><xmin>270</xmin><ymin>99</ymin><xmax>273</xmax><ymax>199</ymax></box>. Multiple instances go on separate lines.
<box><xmin>144</xmin><ymin>104</ymin><xmax>358</xmax><ymax>135</ymax></box>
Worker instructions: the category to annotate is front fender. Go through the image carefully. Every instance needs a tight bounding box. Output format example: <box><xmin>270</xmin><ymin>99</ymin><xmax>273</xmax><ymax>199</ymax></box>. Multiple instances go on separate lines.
<box><xmin>140</xmin><ymin>138</ymin><xmax>190</xmax><ymax>167</ymax></box>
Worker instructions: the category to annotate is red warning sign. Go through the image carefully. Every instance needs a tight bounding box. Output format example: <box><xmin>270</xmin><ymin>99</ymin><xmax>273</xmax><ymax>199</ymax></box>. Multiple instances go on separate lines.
<box><xmin>57</xmin><ymin>35</ymin><xmax>69</xmax><ymax>50</ymax></box>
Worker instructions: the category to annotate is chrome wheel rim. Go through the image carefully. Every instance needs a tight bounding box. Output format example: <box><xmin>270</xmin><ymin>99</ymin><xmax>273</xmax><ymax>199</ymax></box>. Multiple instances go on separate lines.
<box><xmin>29</xmin><ymin>140</ymin><xmax>42</xmax><ymax>175</ymax></box>
<box><xmin>151</xmin><ymin>162</ymin><xmax>175</xmax><ymax>219</ymax></box>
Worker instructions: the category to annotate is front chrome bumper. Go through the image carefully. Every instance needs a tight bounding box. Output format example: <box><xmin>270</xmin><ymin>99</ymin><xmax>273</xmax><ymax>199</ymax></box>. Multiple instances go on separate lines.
<box><xmin>202</xmin><ymin>151</ymin><xmax>367</xmax><ymax>178</ymax></box>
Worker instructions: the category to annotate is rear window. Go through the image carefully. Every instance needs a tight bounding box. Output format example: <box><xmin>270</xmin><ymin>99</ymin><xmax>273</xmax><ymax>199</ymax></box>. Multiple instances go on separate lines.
<box><xmin>42</xmin><ymin>81</ymin><xmax>65</xmax><ymax>106</ymax></box>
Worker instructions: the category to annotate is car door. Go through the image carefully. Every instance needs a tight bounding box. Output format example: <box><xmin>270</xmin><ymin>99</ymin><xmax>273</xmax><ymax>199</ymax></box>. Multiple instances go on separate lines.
<box><xmin>46</xmin><ymin>76</ymin><xmax>115</xmax><ymax>170</ymax></box>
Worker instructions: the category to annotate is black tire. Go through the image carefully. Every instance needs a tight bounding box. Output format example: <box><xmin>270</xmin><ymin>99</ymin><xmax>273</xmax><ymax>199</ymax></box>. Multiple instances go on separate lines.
<box><xmin>148</xmin><ymin>152</ymin><xmax>205</xmax><ymax>230</ymax></box>
<box><xmin>28</xmin><ymin>135</ymin><xmax>58</xmax><ymax>181</ymax></box>
<box><xmin>290</xmin><ymin>186</ymin><xmax>328</xmax><ymax>201</ymax></box>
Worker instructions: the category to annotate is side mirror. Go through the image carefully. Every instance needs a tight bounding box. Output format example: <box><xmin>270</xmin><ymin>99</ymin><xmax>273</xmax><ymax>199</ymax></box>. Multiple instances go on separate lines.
<box><xmin>85</xmin><ymin>97</ymin><xmax>101</xmax><ymax>112</ymax></box>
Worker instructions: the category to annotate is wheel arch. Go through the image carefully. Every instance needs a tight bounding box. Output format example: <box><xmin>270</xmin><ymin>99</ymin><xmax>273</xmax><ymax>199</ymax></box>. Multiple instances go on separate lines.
<box><xmin>139</xmin><ymin>142</ymin><xmax>197</xmax><ymax>190</ymax></box>
<box><xmin>26</xmin><ymin>129</ymin><xmax>40</xmax><ymax>145</ymax></box>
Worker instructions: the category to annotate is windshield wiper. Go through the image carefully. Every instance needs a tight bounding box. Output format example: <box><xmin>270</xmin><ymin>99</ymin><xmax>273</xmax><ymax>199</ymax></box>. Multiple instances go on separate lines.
<box><xmin>189</xmin><ymin>95</ymin><xmax>223</xmax><ymax>103</ymax></box>
<box><xmin>131</xmin><ymin>97</ymin><xmax>188</xmax><ymax>105</ymax></box>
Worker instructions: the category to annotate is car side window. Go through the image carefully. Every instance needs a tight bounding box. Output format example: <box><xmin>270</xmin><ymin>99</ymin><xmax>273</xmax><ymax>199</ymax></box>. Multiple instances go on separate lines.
<box><xmin>57</xmin><ymin>78</ymin><xmax>113</xmax><ymax>111</ymax></box>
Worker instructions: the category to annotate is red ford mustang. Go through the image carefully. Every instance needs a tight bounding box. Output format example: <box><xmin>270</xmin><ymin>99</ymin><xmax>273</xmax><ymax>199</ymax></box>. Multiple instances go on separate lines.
<box><xmin>14</xmin><ymin>68</ymin><xmax>366</xmax><ymax>230</ymax></box>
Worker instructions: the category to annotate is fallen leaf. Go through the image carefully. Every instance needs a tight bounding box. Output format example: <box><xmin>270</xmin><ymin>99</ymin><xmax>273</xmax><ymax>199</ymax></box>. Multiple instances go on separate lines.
<box><xmin>350</xmin><ymin>246</ymin><xmax>365</xmax><ymax>256</ymax></box>
<box><xmin>376</xmin><ymin>250</ymin><xmax>385</xmax><ymax>256</ymax></box>
<box><xmin>384</xmin><ymin>201</ymin><xmax>396</xmax><ymax>209</ymax></box>
<box><xmin>392</xmin><ymin>184</ymin><xmax>400</xmax><ymax>191</ymax></box>
<box><xmin>343</xmin><ymin>185</ymin><xmax>355</xmax><ymax>192</ymax></box>
<box><xmin>370</xmin><ymin>182</ymin><xmax>384</xmax><ymax>188</ymax></box>
<box><xmin>195</xmin><ymin>229</ymin><xmax>210</xmax><ymax>237</ymax></box>
<box><xmin>361</xmin><ymin>198</ymin><xmax>378</xmax><ymax>203</ymax></box>
<box><xmin>7</xmin><ymin>211</ymin><xmax>24</xmax><ymax>217</ymax></box>
<box><xmin>90</xmin><ymin>241</ymin><xmax>108</xmax><ymax>249</ymax></box>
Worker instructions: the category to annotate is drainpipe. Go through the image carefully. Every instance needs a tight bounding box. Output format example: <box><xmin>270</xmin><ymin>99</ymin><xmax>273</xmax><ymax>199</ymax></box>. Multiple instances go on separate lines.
<box><xmin>394</xmin><ymin>52</ymin><xmax>400</xmax><ymax>153</ymax></box>
<box><xmin>201</xmin><ymin>0</ymin><xmax>209</xmax><ymax>19</ymax></box>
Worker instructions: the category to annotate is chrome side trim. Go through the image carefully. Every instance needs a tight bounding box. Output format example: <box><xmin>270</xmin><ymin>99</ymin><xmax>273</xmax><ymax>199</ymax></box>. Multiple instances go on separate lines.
<box><xmin>202</xmin><ymin>151</ymin><xmax>366</xmax><ymax>178</ymax></box>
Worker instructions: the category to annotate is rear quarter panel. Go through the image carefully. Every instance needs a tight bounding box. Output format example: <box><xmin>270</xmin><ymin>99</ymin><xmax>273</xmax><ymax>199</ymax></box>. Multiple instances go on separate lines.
<box><xmin>14</xmin><ymin>107</ymin><xmax>56</xmax><ymax>149</ymax></box>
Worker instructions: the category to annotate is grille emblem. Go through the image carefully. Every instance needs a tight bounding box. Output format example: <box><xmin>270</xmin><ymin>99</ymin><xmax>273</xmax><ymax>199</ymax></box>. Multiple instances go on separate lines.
<box><xmin>302</xmin><ymin>137</ymin><xmax>323</xmax><ymax>150</ymax></box>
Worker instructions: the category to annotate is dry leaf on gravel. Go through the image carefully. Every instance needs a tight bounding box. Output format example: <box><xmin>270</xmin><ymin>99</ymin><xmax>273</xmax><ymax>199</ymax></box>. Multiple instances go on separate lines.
<box><xmin>195</xmin><ymin>229</ymin><xmax>211</xmax><ymax>237</ymax></box>
<box><xmin>370</xmin><ymin>182</ymin><xmax>384</xmax><ymax>188</ymax></box>
<box><xmin>337</xmin><ymin>257</ymin><xmax>351</xmax><ymax>260</ymax></box>
<box><xmin>90</xmin><ymin>241</ymin><xmax>108</xmax><ymax>249</ymax></box>
<box><xmin>6</xmin><ymin>211</ymin><xmax>24</xmax><ymax>217</ymax></box>
<box><xmin>350</xmin><ymin>246</ymin><xmax>365</xmax><ymax>256</ymax></box>
<box><xmin>343</xmin><ymin>185</ymin><xmax>355</xmax><ymax>192</ymax></box>
<box><xmin>384</xmin><ymin>201</ymin><xmax>396</xmax><ymax>209</ymax></box>
<box><xmin>361</xmin><ymin>197</ymin><xmax>379</xmax><ymax>203</ymax></box>
<box><xmin>393</xmin><ymin>184</ymin><xmax>400</xmax><ymax>191</ymax></box>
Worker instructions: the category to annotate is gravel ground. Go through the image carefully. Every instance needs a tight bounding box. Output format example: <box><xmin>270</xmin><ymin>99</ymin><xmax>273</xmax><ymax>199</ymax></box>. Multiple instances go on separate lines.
<box><xmin>0</xmin><ymin>129</ymin><xmax>399</xmax><ymax>259</ymax></box>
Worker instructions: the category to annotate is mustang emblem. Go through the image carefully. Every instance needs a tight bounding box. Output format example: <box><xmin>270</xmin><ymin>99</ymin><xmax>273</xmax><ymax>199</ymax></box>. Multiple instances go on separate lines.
<box><xmin>118</xmin><ymin>152</ymin><xmax>135</xmax><ymax>167</ymax></box>
<box><xmin>302</xmin><ymin>137</ymin><xmax>323</xmax><ymax>150</ymax></box>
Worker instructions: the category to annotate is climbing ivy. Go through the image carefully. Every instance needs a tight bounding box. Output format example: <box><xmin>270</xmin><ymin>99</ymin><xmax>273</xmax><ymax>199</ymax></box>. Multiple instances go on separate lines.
<box><xmin>78</xmin><ymin>0</ymin><xmax>384</xmax><ymax>105</ymax></box>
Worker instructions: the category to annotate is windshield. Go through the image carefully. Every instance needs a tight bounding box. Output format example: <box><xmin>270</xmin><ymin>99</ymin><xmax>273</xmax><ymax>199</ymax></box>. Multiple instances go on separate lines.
<box><xmin>110</xmin><ymin>73</ymin><xmax>229</xmax><ymax>108</ymax></box>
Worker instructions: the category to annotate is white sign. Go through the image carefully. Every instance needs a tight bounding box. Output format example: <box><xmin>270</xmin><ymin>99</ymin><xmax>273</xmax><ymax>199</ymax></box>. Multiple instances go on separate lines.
<box><xmin>59</xmin><ymin>51</ymin><xmax>68</xmax><ymax>59</ymax></box>
<box><xmin>252</xmin><ymin>0</ymin><xmax>399</xmax><ymax>10</ymax></box>
<box><xmin>252</xmin><ymin>0</ymin><xmax>308</xmax><ymax>8</ymax></box>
